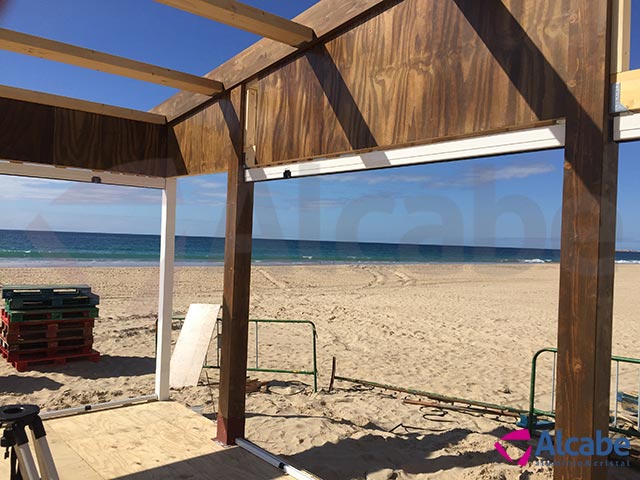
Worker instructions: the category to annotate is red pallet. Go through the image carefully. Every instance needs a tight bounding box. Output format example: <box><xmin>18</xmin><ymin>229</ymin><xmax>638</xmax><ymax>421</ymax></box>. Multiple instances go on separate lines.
<box><xmin>0</xmin><ymin>347</ymin><xmax>100</xmax><ymax>372</ymax></box>
<box><xmin>1</xmin><ymin>314</ymin><xmax>94</xmax><ymax>331</ymax></box>
<box><xmin>0</xmin><ymin>325</ymin><xmax>94</xmax><ymax>344</ymax></box>
<box><xmin>0</xmin><ymin>335</ymin><xmax>93</xmax><ymax>353</ymax></box>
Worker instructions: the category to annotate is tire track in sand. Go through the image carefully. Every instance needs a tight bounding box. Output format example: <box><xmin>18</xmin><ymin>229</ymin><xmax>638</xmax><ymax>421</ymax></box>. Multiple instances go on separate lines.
<box><xmin>255</xmin><ymin>268</ymin><xmax>288</xmax><ymax>289</ymax></box>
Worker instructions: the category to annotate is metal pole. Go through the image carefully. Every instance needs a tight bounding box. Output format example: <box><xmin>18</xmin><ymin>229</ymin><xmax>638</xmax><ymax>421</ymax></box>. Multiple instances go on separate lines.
<box><xmin>334</xmin><ymin>375</ymin><xmax>525</xmax><ymax>414</ymax></box>
<box><xmin>311</xmin><ymin>323</ymin><xmax>317</xmax><ymax>392</ymax></box>
<box><xmin>209</xmin><ymin>319</ymin><xmax>318</xmax><ymax>392</ymax></box>
<box><xmin>528</xmin><ymin>348</ymin><xmax>557</xmax><ymax>433</ymax></box>
<box><xmin>236</xmin><ymin>438</ymin><xmax>318</xmax><ymax>480</ymax></box>
<box><xmin>40</xmin><ymin>395</ymin><xmax>158</xmax><ymax>420</ymax></box>
<box><xmin>255</xmin><ymin>321</ymin><xmax>259</xmax><ymax>369</ymax></box>
<box><xmin>551</xmin><ymin>350</ymin><xmax>557</xmax><ymax>413</ymax></box>
<box><xmin>614</xmin><ymin>360</ymin><xmax>620</xmax><ymax>428</ymax></box>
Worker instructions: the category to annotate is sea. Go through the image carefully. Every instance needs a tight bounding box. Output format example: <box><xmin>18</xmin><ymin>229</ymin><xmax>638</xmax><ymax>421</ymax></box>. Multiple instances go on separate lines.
<box><xmin>1</xmin><ymin>229</ymin><xmax>640</xmax><ymax>267</ymax></box>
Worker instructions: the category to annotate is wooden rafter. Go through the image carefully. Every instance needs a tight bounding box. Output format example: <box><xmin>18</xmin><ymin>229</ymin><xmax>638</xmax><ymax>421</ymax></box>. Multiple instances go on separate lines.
<box><xmin>0</xmin><ymin>85</ymin><xmax>167</xmax><ymax>124</ymax></box>
<box><xmin>156</xmin><ymin>0</ymin><xmax>315</xmax><ymax>47</ymax></box>
<box><xmin>151</xmin><ymin>0</ymin><xmax>387</xmax><ymax>120</ymax></box>
<box><xmin>0</xmin><ymin>28</ymin><xmax>223</xmax><ymax>96</ymax></box>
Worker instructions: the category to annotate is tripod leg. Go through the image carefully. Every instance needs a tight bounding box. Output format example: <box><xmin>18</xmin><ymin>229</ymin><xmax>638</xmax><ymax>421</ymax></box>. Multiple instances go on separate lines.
<box><xmin>29</xmin><ymin>416</ymin><xmax>59</xmax><ymax>480</ymax></box>
<box><xmin>10</xmin><ymin>446</ymin><xmax>23</xmax><ymax>480</ymax></box>
<box><xmin>12</xmin><ymin>424</ymin><xmax>40</xmax><ymax>480</ymax></box>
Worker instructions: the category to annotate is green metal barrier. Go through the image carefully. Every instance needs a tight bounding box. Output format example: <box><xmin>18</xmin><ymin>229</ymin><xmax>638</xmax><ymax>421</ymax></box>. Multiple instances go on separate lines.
<box><xmin>202</xmin><ymin>319</ymin><xmax>318</xmax><ymax>392</ymax></box>
<box><xmin>523</xmin><ymin>347</ymin><xmax>640</xmax><ymax>438</ymax></box>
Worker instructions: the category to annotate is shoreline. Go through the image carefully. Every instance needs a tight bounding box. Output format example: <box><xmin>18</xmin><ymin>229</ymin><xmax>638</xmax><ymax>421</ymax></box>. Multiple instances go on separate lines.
<box><xmin>1</xmin><ymin>259</ymin><xmax>640</xmax><ymax>269</ymax></box>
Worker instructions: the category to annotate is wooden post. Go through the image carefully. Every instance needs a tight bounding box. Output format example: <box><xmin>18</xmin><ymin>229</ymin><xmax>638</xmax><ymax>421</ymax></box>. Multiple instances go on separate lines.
<box><xmin>216</xmin><ymin>88</ymin><xmax>254</xmax><ymax>445</ymax></box>
<box><xmin>155</xmin><ymin>177</ymin><xmax>176</xmax><ymax>401</ymax></box>
<box><xmin>555</xmin><ymin>0</ymin><xmax>619</xmax><ymax>478</ymax></box>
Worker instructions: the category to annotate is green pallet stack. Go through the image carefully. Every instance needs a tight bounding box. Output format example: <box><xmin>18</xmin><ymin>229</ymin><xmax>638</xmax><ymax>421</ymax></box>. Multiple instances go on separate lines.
<box><xmin>0</xmin><ymin>285</ymin><xmax>100</xmax><ymax>371</ymax></box>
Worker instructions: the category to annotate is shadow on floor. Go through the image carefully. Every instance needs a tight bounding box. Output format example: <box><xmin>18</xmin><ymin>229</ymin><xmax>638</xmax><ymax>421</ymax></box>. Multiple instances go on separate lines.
<box><xmin>112</xmin><ymin>449</ymin><xmax>285</xmax><ymax>480</ymax></box>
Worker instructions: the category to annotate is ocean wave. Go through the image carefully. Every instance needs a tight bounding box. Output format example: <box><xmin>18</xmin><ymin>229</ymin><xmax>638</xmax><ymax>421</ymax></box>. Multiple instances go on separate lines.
<box><xmin>521</xmin><ymin>259</ymin><xmax>549</xmax><ymax>264</ymax></box>
<box><xmin>616</xmin><ymin>260</ymin><xmax>640</xmax><ymax>264</ymax></box>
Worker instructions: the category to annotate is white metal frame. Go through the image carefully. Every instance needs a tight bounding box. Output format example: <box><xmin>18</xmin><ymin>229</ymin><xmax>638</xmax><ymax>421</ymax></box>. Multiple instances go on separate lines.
<box><xmin>0</xmin><ymin>160</ymin><xmax>166</xmax><ymax>189</ymax></box>
<box><xmin>155</xmin><ymin>177</ymin><xmax>176</xmax><ymax>400</ymax></box>
<box><xmin>244</xmin><ymin>123</ymin><xmax>567</xmax><ymax>182</ymax></box>
<box><xmin>0</xmin><ymin>161</ymin><xmax>176</xmax><ymax>401</ymax></box>
<box><xmin>615</xmin><ymin>112</ymin><xmax>640</xmax><ymax>141</ymax></box>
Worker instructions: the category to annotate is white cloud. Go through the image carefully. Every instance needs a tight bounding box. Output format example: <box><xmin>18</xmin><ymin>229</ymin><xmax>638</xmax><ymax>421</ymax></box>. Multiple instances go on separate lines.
<box><xmin>0</xmin><ymin>175</ymin><xmax>160</xmax><ymax>204</ymax></box>
<box><xmin>317</xmin><ymin>162</ymin><xmax>554</xmax><ymax>187</ymax></box>
<box><xmin>328</xmin><ymin>173</ymin><xmax>435</xmax><ymax>185</ymax></box>
<box><xmin>467</xmin><ymin>163</ymin><xmax>555</xmax><ymax>183</ymax></box>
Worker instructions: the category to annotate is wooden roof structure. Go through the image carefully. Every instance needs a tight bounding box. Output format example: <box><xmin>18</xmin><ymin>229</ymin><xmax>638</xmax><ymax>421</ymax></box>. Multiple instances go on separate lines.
<box><xmin>1</xmin><ymin>1</ymin><xmax>639</xmax><ymax>478</ymax></box>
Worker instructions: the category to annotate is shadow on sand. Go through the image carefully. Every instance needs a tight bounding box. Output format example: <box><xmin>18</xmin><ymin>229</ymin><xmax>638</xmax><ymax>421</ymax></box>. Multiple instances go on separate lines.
<box><xmin>283</xmin><ymin>426</ymin><xmax>519</xmax><ymax>479</ymax></box>
<box><xmin>0</xmin><ymin>375</ymin><xmax>64</xmax><ymax>394</ymax></box>
<box><xmin>28</xmin><ymin>354</ymin><xmax>155</xmax><ymax>379</ymax></box>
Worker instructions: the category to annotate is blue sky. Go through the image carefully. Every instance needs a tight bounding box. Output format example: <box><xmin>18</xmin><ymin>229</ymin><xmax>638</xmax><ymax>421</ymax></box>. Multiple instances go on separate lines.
<box><xmin>0</xmin><ymin>0</ymin><xmax>639</xmax><ymax>249</ymax></box>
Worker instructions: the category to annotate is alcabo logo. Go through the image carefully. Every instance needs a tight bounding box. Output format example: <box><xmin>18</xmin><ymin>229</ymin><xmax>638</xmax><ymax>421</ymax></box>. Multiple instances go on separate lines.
<box><xmin>494</xmin><ymin>429</ymin><xmax>631</xmax><ymax>467</ymax></box>
<box><xmin>494</xmin><ymin>429</ymin><xmax>533</xmax><ymax>466</ymax></box>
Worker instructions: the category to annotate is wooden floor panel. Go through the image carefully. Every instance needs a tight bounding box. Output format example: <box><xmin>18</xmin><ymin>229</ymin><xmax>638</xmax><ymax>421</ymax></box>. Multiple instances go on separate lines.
<box><xmin>0</xmin><ymin>401</ymin><xmax>288</xmax><ymax>479</ymax></box>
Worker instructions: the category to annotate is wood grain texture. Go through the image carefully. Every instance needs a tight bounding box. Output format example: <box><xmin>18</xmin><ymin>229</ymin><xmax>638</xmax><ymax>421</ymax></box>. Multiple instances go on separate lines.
<box><xmin>0</xmin><ymin>97</ymin><xmax>168</xmax><ymax>176</ymax></box>
<box><xmin>167</xmin><ymin>90</ymin><xmax>239</xmax><ymax>176</ymax></box>
<box><xmin>151</xmin><ymin>0</ymin><xmax>388</xmax><ymax>120</ymax></box>
<box><xmin>216</xmin><ymin>86</ymin><xmax>254</xmax><ymax>445</ymax></box>
<box><xmin>1</xmin><ymin>402</ymin><xmax>288</xmax><ymax>479</ymax></box>
<box><xmin>615</xmin><ymin>68</ymin><xmax>640</xmax><ymax>112</ymax></box>
<box><xmin>555</xmin><ymin>0</ymin><xmax>618</xmax><ymax>478</ymax></box>
<box><xmin>253</xmin><ymin>0</ymin><xmax>570</xmax><ymax>167</ymax></box>
<box><xmin>167</xmin><ymin>0</ymin><xmax>570</xmax><ymax>175</ymax></box>
<box><xmin>0</xmin><ymin>84</ymin><xmax>166</xmax><ymax>124</ymax></box>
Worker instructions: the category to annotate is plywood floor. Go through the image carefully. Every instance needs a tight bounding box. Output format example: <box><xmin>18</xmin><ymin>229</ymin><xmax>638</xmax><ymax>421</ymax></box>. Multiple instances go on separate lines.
<box><xmin>0</xmin><ymin>401</ymin><xmax>289</xmax><ymax>479</ymax></box>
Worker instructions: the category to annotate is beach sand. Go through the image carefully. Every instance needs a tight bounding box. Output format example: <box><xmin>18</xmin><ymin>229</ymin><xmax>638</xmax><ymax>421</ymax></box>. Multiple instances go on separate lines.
<box><xmin>1</xmin><ymin>263</ymin><xmax>639</xmax><ymax>479</ymax></box>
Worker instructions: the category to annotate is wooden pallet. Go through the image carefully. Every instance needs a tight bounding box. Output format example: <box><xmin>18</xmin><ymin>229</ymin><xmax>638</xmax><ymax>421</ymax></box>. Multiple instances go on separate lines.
<box><xmin>1</xmin><ymin>323</ymin><xmax>94</xmax><ymax>343</ymax></box>
<box><xmin>2</xmin><ymin>307</ymin><xmax>99</xmax><ymax>323</ymax></box>
<box><xmin>1</xmin><ymin>318</ymin><xmax>95</xmax><ymax>346</ymax></box>
<box><xmin>1</xmin><ymin>315</ymin><xmax>94</xmax><ymax>331</ymax></box>
<box><xmin>6</xmin><ymin>292</ymin><xmax>99</xmax><ymax>310</ymax></box>
<box><xmin>2</xmin><ymin>285</ymin><xmax>92</xmax><ymax>299</ymax></box>
<box><xmin>0</xmin><ymin>335</ymin><xmax>93</xmax><ymax>353</ymax></box>
<box><xmin>0</xmin><ymin>346</ymin><xmax>100</xmax><ymax>372</ymax></box>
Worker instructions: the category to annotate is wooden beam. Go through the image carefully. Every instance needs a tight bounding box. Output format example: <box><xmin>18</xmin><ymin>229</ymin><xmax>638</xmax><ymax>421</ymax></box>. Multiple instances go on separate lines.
<box><xmin>216</xmin><ymin>87</ymin><xmax>254</xmax><ymax>445</ymax></box>
<box><xmin>244</xmin><ymin>84</ymin><xmax>258</xmax><ymax>167</ymax></box>
<box><xmin>151</xmin><ymin>0</ymin><xmax>388</xmax><ymax>120</ymax></box>
<box><xmin>0</xmin><ymin>96</ymin><xmax>168</xmax><ymax>176</ymax></box>
<box><xmin>611</xmin><ymin>0</ymin><xmax>631</xmax><ymax>73</ymax></box>
<box><xmin>0</xmin><ymin>85</ymin><xmax>167</xmax><ymax>124</ymax></box>
<box><xmin>156</xmin><ymin>0</ymin><xmax>315</xmax><ymax>47</ymax></box>
<box><xmin>0</xmin><ymin>28</ymin><xmax>223</xmax><ymax>96</ymax></box>
<box><xmin>613</xmin><ymin>69</ymin><xmax>640</xmax><ymax>112</ymax></box>
<box><xmin>555</xmin><ymin>0</ymin><xmax>619</xmax><ymax>478</ymax></box>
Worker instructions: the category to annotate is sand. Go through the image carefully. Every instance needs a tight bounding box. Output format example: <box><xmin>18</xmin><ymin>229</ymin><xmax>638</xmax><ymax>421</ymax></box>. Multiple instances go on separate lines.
<box><xmin>1</xmin><ymin>263</ymin><xmax>640</xmax><ymax>479</ymax></box>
